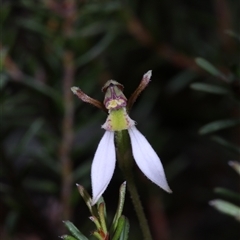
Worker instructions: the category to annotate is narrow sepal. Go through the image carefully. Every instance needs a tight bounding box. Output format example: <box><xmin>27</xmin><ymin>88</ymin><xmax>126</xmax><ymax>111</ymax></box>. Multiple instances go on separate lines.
<box><xmin>127</xmin><ymin>70</ymin><xmax>152</xmax><ymax>110</ymax></box>
<box><xmin>71</xmin><ymin>86</ymin><xmax>106</xmax><ymax>111</ymax></box>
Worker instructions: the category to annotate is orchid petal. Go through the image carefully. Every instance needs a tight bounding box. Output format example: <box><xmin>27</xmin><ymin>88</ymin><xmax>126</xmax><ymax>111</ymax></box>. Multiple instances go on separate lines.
<box><xmin>91</xmin><ymin>131</ymin><xmax>116</xmax><ymax>205</ymax></box>
<box><xmin>128</xmin><ymin>126</ymin><xmax>172</xmax><ymax>193</ymax></box>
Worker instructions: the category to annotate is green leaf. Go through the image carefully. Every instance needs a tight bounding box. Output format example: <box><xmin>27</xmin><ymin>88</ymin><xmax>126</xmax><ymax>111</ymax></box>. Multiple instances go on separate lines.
<box><xmin>9</xmin><ymin>76</ymin><xmax>61</xmax><ymax>103</ymax></box>
<box><xmin>166</xmin><ymin>70</ymin><xmax>197</xmax><ymax>93</ymax></box>
<box><xmin>13</xmin><ymin>118</ymin><xmax>44</xmax><ymax>155</ymax></box>
<box><xmin>76</xmin><ymin>184</ymin><xmax>98</xmax><ymax>217</ymax></box>
<box><xmin>73</xmin><ymin>162</ymin><xmax>91</xmax><ymax>182</ymax></box>
<box><xmin>75</xmin><ymin>22</ymin><xmax>106</xmax><ymax>37</ymax></box>
<box><xmin>17</xmin><ymin>19</ymin><xmax>51</xmax><ymax>37</ymax></box>
<box><xmin>119</xmin><ymin>216</ymin><xmax>130</xmax><ymax>240</ymax></box>
<box><xmin>112</xmin><ymin>216</ymin><xmax>129</xmax><ymax>240</ymax></box>
<box><xmin>0</xmin><ymin>4</ymin><xmax>11</xmax><ymax>23</ymax></box>
<box><xmin>76</xmin><ymin>33</ymin><xmax>115</xmax><ymax>67</ymax></box>
<box><xmin>35</xmin><ymin>152</ymin><xmax>60</xmax><ymax>174</ymax></box>
<box><xmin>98</xmin><ymin>203</ymin><xmax>107</xmax><ymax>234</ymax></box>
<box><xmin>0</xmin><ymin>73</ymin><xmax>9</xmax><ymax>89</ymax></box>
<box><xmin>60</xmin><ymin>235</ymin><xmax>78</xmax><ymax>240</ymax></box>
<box><xmin>209</xmin><ymin>199</ymin><xmax>240</xmax><ymax>221</ymax></box>
<box><xmin>211</xmin><ymin>136</ymin><xmax>240</xmax><ymax>154</ymax></box>
<box><xmin>63</xmin><ymin>221</ymin><xmax>88</xmax><ymax>240</ymax></box>
<box><xmin>229</xmin><ymin>161</ymin><xmax>240</xmax><ymax>175</ymax></box>
<box><xmin>5</xmin><ymin>211</ymin><xmax>20</xmax><ymax>234</ymax></box>
<box><xmin>214</xmin><ymin>187</ymin><xmax>240</xmax><ymax>201</ymax></box>
<box><xmin>23</xmin><ymin>179</ymin><xmax>58</xmax><ymax>193</ymax></box>
<box><xmin>225</xmin><ymin>30</ymin><xmax>240</xmax><ymax>41</ymax></box>
<box><xmin>199</xmin><ymin>119</ymin><xmax>240</xmax><ymax>134</ymax></box>
<box><xmin>110</xmin><ymin>182</ymin><xmax>127</xmax><ymax>235</ymax></box>
<box><xmin>92</xmin><ymin>231</ymin><xmax>104</xmax><ymax>240</ymax></box>
<box><xmin>195</xmin><ymin>58</ymin><xmax>225</xmax><ymax>78</ymax></box>
<box><xmin>190</xmin><ymin>83</ymin><xmax>230</xmax><ymax>95</ymax></box>
<box><xmin>82</xmin><ymin>2</ymin><xmax>121</xmax><ymax>14</ymax></box>
<box><xmin>89</xmin><ymin>216</ymin><xmax>101</xmax><ymax>231</ymax></box>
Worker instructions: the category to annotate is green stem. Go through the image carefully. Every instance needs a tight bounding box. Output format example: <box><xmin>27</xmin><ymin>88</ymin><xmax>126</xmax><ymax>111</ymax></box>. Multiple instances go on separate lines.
<box><xmin>125</xmin><ymin>168</ymin><xmax>153</xmax><ymax>240</ymax></box>
<box><xmin>116</xmin><ymin>131</ymin><xmax>153</xmax><ymax>240</ymax></box>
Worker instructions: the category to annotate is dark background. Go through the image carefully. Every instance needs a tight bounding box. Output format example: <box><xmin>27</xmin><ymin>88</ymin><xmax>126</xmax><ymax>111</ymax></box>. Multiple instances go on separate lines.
<box><xmin>1</xmin><ymin>0</ymin><xmax>240</xmax><ymax>239</ymax></box>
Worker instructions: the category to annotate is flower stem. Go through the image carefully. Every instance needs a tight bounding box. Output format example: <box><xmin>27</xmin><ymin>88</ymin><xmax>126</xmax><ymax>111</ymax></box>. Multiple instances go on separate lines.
<box><xmin>116</xmin><ymin>131</ymin><xmax>153</xmax><ymax>240</ymax></box>
<box><xmin>125</xmin><ymin>168</ymin><xmax>153</xmax><ymax>240</ymax></box>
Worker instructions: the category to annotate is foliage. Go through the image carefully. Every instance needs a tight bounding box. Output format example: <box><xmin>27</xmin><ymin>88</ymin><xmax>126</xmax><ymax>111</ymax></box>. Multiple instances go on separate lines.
<box><xmin>62</xmin><ymin>183</ymin><xmax>129</xmax><ymax>240</ymax></box>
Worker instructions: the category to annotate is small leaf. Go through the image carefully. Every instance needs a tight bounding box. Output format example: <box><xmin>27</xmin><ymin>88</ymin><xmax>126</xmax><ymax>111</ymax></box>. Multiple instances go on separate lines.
<box><xmin>5</xmin><ymin>211</ymin><xmax>20</xmax><ymax>233</ymax></box>
<box><xmin>119</xmin><ymin>216</ymin><xmax>130</xmax><ymax>240</ymax></box>
<box><xmin>76</xmin><ymin>33</ymin><xmax>115</xmax><ymax>67</ymax></box>
<box><xmin>73</xmin><ymin>162</ymin><xmax>91</xmax><ymax>182</ymax></box>
<box><xmin>17</xmin><ymin>19</ymin><xmax>50</xmax><ymax>37</ymax></box>
<box><xmin>23</xmin><ymin>179</ymin><xmax>58</xmax><ymax>193</ymax></box>
<box><xmin>63</xmin><ymin>221</ymin><xmax>88</xmax><ymax>240</ymax></box>
<box><xmin>76</xmin><ymin>184</ymin><xmax>98</xmax><ymax>217</ymax></box>
<box><xmin>0</xmin><ymin>4</ymin><xmax>11</xmax><ymax>23</ymax></box>
<box><xmin>60</xmin><ymin>235</ymin><xmax>78</xmax><ymax>240</ymax></box>
<box><xmin>112</xmin><ymin>216</ymin><xmax>129</xmax><ymax>240</ymax></box>
<box><xmin>110</xmin><ymin>182</ymin><xmax>127</xmax><ymax>235</ymax></box>
<box><xmin>190</xmin><ymin>83</ymin><xmax>230</xmax><ymax>95</ymax></box>
<box><xmin>225</xmin><ymin>30</ymin><xmax>240</xmax><ymax>41</ymax></box>
<box><xmin>13</xmin><ymin>118</ymin><xmax>44</xmax><ymax>155</ymax></box>
<box><xmin>166</xmin><ymin>70</ymin><xmax>197</xmax><ymax>93</ymax></box>
<box><xmin>195</xmin><ymin>58</ymin><xmax>225</xmax><ymax>78</ymax></box>
<box><xmin>9</xmin><ymin>76</ymin><xmax>61</xmax><ymax>103</ymax></box>
<box><xmin>92</xmin><ymin>231</ymin><xmax>105</xmax><ymax>240</ymax></box>
<box><xmin>211</xmin><ymin>136</ymin><xmax>240</xmax><ymax>154</ymax></box>
<box><xmin>89</xmin><ymin>216</ymin><xmax>101</xmax><ymax>230</ymax></box>
<box><xmin>75</xmin><ymin>22</ymin><xmax>106</xmax><ymax>37</ymax></box>
<box><xmin>209</xmin><ymin>199</ymin><xmax>240</xmax><ymax>221</ymax></box>
<box><xmin>229</xmin><ymin>161</ymin><xmax>240</xmax><ymax>175</ymax></box>
<box><xmin>199</xmin><ymin>119</ymin><xmax>240</xmax><ymax>135</ymax></box>
<box><xmin>0</xmin><ymin>73</ymin><xmax>9</xmax><ymax>88</ymax></box>
<box><xmin>98</xmin><ymin>203</ymin><xmax>107</xmax><ymax>234</ymax></box>
<box><xmin>214</xmin><ymin>187</ymin><xmax>240</xmax><ymax>201</ymax></box>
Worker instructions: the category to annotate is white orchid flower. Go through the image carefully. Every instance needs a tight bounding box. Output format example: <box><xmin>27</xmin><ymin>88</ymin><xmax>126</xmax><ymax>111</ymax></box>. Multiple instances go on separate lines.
<box><xmin>72</xmin><ymin>71</ymin><xmax>172</xmax><ymax>205</ymax></box>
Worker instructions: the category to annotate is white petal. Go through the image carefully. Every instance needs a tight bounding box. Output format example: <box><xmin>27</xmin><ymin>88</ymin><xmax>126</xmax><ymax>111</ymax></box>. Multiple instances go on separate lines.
<box><xmin>91</xmin><ymin>131</ymin><xmax>116</xmax><ymax>205</ymax></box>
<box><xmin>128</xmin><ymin>126</ymin><xmax>172</xmax><ymax>193</ymax></box>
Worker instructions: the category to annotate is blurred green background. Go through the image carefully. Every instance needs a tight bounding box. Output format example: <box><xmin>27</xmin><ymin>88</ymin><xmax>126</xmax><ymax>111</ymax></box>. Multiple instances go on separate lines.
<box><xmin>1</xmin><ymin>0</ymin><xmax>240</xmax><ymax>239</ymax></box>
